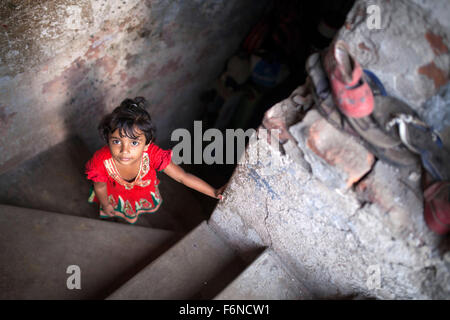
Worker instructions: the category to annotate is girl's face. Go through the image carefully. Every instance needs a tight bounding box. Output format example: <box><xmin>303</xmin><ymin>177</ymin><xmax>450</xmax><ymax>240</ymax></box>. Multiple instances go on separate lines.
<box><xmin>108</xmin><ymin>128</ymin><xmax>149</xmax><ymax>167</ymax></box>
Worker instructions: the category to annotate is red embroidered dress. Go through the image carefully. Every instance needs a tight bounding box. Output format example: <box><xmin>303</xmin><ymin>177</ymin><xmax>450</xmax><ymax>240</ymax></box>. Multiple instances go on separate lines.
<box><xmin>85</xmin><ymin>143</ymin><xmax>172</xmax><ymax>224</ymax></box>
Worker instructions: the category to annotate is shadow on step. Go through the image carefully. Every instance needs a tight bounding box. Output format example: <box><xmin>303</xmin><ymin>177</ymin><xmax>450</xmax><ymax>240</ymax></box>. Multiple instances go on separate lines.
<box><xmin>189</xmin><ymin>247</ymin><xmax>265</xmax><ymax>299</ymax></box>
<box><xmin>96</xmin><ymin>233</ymin><xmax>184</xmax><ymax>300</ymax></box>
<box><xmin>0</xmin><ymin>136</ymin><xmax>98</xmax><ymax>219</ymax></box>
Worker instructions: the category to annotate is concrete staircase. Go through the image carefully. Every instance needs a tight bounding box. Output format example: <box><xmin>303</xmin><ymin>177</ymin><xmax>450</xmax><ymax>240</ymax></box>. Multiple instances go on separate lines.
<box><xmin>0</xmin><ymin>137</ymin><xmax>312</xmax><ymax>300</ymax></box>
<box><xmin>0</xmin><ymin>137</ymin><xmax>207</xmax><ymax>232</ymax></box>
<box><xmin>0</xmin><ymin>204</ymin><xmax>180</xmax><ymax>299</ymax></box>
<box><xmin>107</xmin><ymin>221</ymin><xmax>245</xmax><ymax>300</ymax></box>
<box><xmin>107</xmin><ymin>222</ymin><xmax>309</xmax><ymax>300</ymax></box>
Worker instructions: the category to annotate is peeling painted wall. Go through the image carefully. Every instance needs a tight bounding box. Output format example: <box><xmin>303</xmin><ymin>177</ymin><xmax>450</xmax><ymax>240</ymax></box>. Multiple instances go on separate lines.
<box><xmin>0</xmin><ymin>0</ymin><xmax>269</xmax><ymax>172</ymax></box>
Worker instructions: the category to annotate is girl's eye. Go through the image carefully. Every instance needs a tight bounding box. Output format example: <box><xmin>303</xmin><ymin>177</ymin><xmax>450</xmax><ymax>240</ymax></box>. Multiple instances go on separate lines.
<box><xmin>132</xmin><ymin>141</ymin><xmax>139</xmax><ymax>146</ymax></box>
<box><xmin>112</xmin><ymin>140</ymin><xmax>120</xmax><ymax>145</ymax></box>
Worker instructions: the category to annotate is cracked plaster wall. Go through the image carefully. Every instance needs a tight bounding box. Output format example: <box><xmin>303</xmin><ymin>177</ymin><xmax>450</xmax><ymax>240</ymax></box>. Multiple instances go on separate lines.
<box><xmin>210</xmin><ymin>111</ymin><xmax>449</xmax><ymax>299</ymax></box>
<box><xmin>210</xmin><ymin>0</ymin><xmax>450</xmax><ymax>299</ymax></box>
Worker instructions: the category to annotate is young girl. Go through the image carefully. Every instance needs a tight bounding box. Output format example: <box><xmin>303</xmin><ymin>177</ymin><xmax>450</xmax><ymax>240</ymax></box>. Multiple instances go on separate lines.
<box><xmin>86</xmin><ymin>97</ymin><xmax>225</xmax><ymax>224</ymax></box>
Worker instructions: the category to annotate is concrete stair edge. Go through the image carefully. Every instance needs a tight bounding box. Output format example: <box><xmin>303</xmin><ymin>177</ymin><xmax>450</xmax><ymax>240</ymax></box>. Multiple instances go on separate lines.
<box><xmin>106</xmin><ymin>221</ymin><xmax>247</xmax><ymax>300</ymax></box>
<box><xmin>214</xmin><ymin>248</ymin><xmax>313</xmax><ymax>300</ymax></box>
<box><xmin>0</xmin><ymin>204</ymin><xmax>181</xmax><ymax>299</ymax></box>
<box><xmin>0</xmin><ymin>203</ymin><xmax>180</xmax><ymax>234</ymax></box>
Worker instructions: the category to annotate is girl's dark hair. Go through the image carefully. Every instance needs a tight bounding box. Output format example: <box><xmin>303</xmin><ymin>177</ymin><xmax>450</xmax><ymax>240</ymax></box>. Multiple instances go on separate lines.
<box><xmin>98</xmin><ymin>97</ymin><xmax>156</xmax><ymax>145</ymax></box>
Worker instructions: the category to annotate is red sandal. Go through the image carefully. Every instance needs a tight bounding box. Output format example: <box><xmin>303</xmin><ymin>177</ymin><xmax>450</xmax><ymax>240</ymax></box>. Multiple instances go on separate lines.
<box><xmin>424</xmin><ymin>181</ymin><xmax>450</xmax><ymax>235</ymax></box>
<box><xmin>323</xmin><ymin>40</ymin><xmax>374</xmax><ymax>118</ymax></box>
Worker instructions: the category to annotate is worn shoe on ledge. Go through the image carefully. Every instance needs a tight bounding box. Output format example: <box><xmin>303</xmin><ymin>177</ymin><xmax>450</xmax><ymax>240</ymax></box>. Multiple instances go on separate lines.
<box><xmin>323</xmin><ymin>40</ymin><xmax>374</xmax><ymax>118</ymax></box>
<box><xmin>307</xmin><ymin>52</ymin><xmax>418</xmax><ymax>168</ymax></box>
<box><xmin>424</xmin><ymin>181</ymin><xmax>450</xmax><ymax>235</ymax></box>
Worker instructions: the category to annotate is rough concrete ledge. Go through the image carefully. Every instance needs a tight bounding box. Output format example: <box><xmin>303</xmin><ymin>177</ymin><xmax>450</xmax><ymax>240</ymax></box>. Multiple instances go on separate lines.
<box><xmin>210</xmin><ymin>105</ymin><xmax>450</xmax><ymax>299</ymax></box>
<box><xmin>290</xmin><ymin>110</ymin><xmax>375</xmax><ymax>191</ymax></box>
<box><xmin>211</xmin><ymin>0</ymin><xmax>450</xmax><ymax>300</ymax></box>
<box><xmin>215</xmin><ymin>249</ymin><xmax>312</xmax><ymax>300</ymax></box>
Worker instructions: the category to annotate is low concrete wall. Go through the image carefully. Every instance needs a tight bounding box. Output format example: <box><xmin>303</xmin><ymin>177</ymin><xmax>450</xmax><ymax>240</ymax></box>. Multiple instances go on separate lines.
<box><xmin>210</xmin><ymin>0</ymin><xmax>450</xmax><ymax>299</ymax></box>
<box><xmin>210</xmin><ymin>108</ymin><xmax>449</xmax><ymax>299</ymax></box>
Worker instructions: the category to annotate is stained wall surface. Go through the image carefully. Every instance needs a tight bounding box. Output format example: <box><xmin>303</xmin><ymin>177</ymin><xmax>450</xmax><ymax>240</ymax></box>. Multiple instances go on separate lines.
<box><xmin>0</xmin><ymin>0</ymin><xmax>269</xmax><ymax>173</ymax></box>
<box><xmin>339</xmin><ymin>0</ymin><xmax>450</xmax><ymax>115</ymax></box>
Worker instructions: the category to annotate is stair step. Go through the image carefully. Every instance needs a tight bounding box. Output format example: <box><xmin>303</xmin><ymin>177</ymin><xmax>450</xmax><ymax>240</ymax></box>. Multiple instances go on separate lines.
<box><xmin>0</xmin><ymin>205</ymin><xmax>180</xmax><ymax>299</ymax></box>
<box><xmin>0</xmin><ymin>137</ymin><xmax>208</xmax><ymax>232</ymax></box>
<box><xmin>0</xmin><ymin>137</ymin><xmax>98</xmax><ymax>219</ymax></box>
<box><xmin>214</xmin><ymin>249</ymin><xmax>312</xmax><ymax>300</ymax></box>
<box><xmin>107</xmin><ymin>221</ymin><xmax>247</xmax><ymax>300</ymax></box>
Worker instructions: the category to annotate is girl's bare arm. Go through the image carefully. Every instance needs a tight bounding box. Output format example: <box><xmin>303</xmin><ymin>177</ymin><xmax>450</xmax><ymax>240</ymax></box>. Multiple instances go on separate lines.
<box><xmin>163</xmin><ymin>162</ymin><xmax>224</xmax><ymax>199</ymax></box>
<box><xmin>93</xmin><ymin>181</ymin><xmax>115</xmax><ymax>214</ymax></box>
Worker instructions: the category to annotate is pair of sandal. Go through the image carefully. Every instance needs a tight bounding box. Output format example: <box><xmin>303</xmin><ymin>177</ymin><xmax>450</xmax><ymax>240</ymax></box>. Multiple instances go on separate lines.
<box><xmin>307</xmin><ymin>42</ymin><xmax>450</xmax><ymax>177</ymax></box>
<box><xmin>307</xmin><ymin>46</ymin><xmax>450</xmax><ymax>235</ymax></box>
<box><xmin>305</xmin><ymin>41</ymin><xmax>450</xmax><ymax>235</ymax></box>
<box><xmin>317</xmin><ymin>40</ymin><xmax>407</xmax><ymax>157</ymax></box>
<box><xmin>306</xmin><ymin>50</ymin><xmax>419</xmax><ymax>168</ymax></box>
